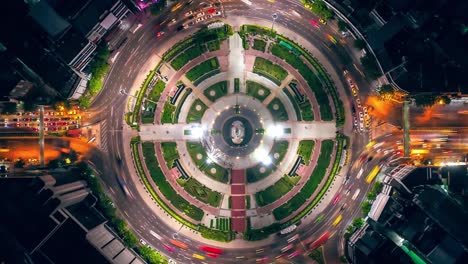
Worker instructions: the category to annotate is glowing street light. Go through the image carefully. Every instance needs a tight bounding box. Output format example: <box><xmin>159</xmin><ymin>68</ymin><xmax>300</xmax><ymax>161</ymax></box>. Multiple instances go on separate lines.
<box><xmin>267</xmin><ymin>124</ymin><xmax>284</xmax><ymax>138</ymax></box>
<box><xmin>191</xmin><ymin>125</ymin><xmax>206</xmax><ymax>138</ymax></box>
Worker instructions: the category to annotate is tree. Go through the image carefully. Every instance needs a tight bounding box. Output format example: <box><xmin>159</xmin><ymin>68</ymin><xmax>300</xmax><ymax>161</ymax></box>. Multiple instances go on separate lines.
<box><xmin>14</xmin><ymin>158</ymin><xmax>26</xmax><ymax>168</ymax></box>
<box><xmin>138</xmin><ymin>246</ymin><xmax>168</xmax><ymax>264</ymax></box>
<box><xmin>2</xmin><ymin>102</ymin><xmax>17</xmax><ymax>114</ymax></box>
<box><xmin>413</xmin><ymin>94</ymin><xmax>437</xmax><ymax>107</ymax></box>
<box><xmin>311</xmin><ymin>0</ymin><xmax>334</xmax><ymax>19</ymax></box>
<box><xmin>367</xmin><ymin>191</ymin><xmax>377</xmax><ymax>201</ymax></box>
<box><xmin>338</xmin><ymin>20</ymin><xmax>348</xmax><ymax>31</ymax></box>
<box><xmin>150</xmin><ymin>0</ymin><xmax>167</xmax><ymax>16</ymax></box>
<box><xmin>361</xmin><ymin>54</ymin><xmax>382</xmax><ymax>80</ymax></box>
<box><xmin>353</xmin><ymin>39</ymin><xmax>366</xmax><ymax>50</ymax></box>
<box><xmin>378</xmin><ymin>84</ymin><xmax>395</xmax><ymax>101</ymax></box>
<box><xmin>361</xmin><ymin>201</ymin><xmax>372</xmax><ymax>215</ymax></box>
<box><xmin>372</xmin><ymin>181</ymin><xmax>384</xmax><ymax>194</ymax></box>
<box><xmin>352</xmin><ymin>218</ymin><xmax>364</xmax><ymax>228</ymax></box>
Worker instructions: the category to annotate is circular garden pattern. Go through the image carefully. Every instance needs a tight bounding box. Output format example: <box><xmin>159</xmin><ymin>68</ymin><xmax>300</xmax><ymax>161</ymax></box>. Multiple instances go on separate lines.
<box><xmin>131</xmin><ymin>24</ymin><xmax>347</xmax><ymax>242</ymax></box>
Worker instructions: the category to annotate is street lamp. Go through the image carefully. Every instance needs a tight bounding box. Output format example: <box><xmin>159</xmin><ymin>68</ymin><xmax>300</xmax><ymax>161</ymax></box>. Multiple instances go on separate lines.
<box><xmin>271</xmin><ymin>13</ymin><xmax>278</xmax><ymax>32</ymax></box>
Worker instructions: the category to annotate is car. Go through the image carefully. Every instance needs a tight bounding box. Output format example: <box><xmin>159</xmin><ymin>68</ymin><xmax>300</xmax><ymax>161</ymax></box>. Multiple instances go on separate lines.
<box><xmin>359</xmin><ymin>123</ymin><xmax>364</xmax><ymax>131</ymax></box>
<box><xmin>365</xmin><ymin>119</ymin><xmax>371</xmax><ymax>128</ymax></box>
<box><xmin>197</xmin><ymin>12</ymin><xmax>205</xmax><ymax>17</ymax></box>
<box><xmin>139</xmin><ymin>239</ymin><xmax>148</xmax><ymax>246</ymax></box>
<box><xmin>213</xmin><ymin>11</ymin><xmax>222</xmax><ymax>16</ymax></box>
<box><xmin>319</xmin><ymin>18</ymin><xmax>327</xmax><ymax>25</ymax></box>
<box><xmin>309</xmin><ymin>19</ymin><xmax>320</xmax><ymax>28</ymax></box>
<box><xmin>156</xmin><ymin>31</ymin><xmax>165</xmax><ymax>37</ymax></box>
<box><xmin>185</xmin><ymin>11</ymin><xmax>194</xmax><ymax>17</ymax></box>
<box><xmin>195</xmin><ymin>17</ymin><xmax>205</xmax><ymax>23</ymax></box>
<box><xmin>356</xmin><ymin>98</ymin><xmax>362</xmax><ymax>108</ymax></box>
<box><xmin>363</xmin><ymin>106</ymin><xmax>368</xmax><ymax>115</ymax></box>
<box><xmin>188</xmin><ymin>21</ymin><xmax>195</xmax><ymax>26</ymax></box>
<box><xmin>204</xmin><ymin>14</ymin><xmax>213</xmax><ymax>19</ymax></box>
<box><xmin>207</xmin><ymin>8</ymin><xmax>216</xmax><ymax>14</ymax></box>
<box><xmin>168</xmin><ymin>18</ymin><xmax>177</xmax><ymax>25</ymax></box>
<box><xmin>352</xmin><ymin>88</ymin><xmax>358</xmax><ymax>96</ymax></box>
<box><xmin>332</xmin><ymin>194</ymin><xmax>340</xmax><ymax>205</ymax></box>
<box><xmin>352</xmin><ymin>106</ymin><xmax>356</xmax><ymax>113</ymax></box>
<box><xmin>353</xmin><ymin>117</ymin><xmax>358</xmax><ymax>127</ymax></box>
<box><xmin>188</xmin><ymin>15</ymin><xmax>195</xmax><ymax>19</ymax></box>
<box><xmin>359</xmin><ymin>112</ymin><xmax>364</xmax><ymax>121</ymax></box>
<box><xmin>176</xmin><ymin>25</ymin><xmax>185</xmax><ymax>31</ymax></box>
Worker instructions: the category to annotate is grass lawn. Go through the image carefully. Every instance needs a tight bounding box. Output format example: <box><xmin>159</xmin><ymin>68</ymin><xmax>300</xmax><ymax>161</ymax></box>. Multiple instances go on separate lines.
<box><xmin>297</xmin><ymin>140</ymin><xmax>315</xmax><ymax>166</ymax></box>
<box><xmin>207</xmin><ymin>40</ymin><xmax>221</xmax><ymax>51</ymax></box>
<box><xmin>300</xmin><ymin>99</ymin><xmax>314</xmax><ymax>121</ymax></box>
<box><xmin>267</xmin><ymin>98</ymin><xmax>289</xmax><ymax>121</ymax></box>
<box><xmin>186</xmin><ymin>58</ymin><xmax>219</xmax><ymax>82</ymax></box>
<box><xmin>186</xmin><ymin>142</ymin><xmax>229</xmax><ymax>183</ymax></box>
<box><xmin>186</xmin><ymin>99</ymin><xmax>208</xmax><ymax>123</ymax></box>
<box><xmin>253</xmin><ymin>57</ymin><xmax>288</xmax><ymax>85</ymax></box>
<box><xmin>246</xmin><ymin>141</ymin><xmax>289</xmax><ymax>183</ymax></box>
<box><xmin>246</xmin><ymin>81</ymin><xmax>271</xmax><ymax>101</ymax></box>
<box><xmin>234</xmin><ymin>78</ymin><xmax>240</xmax><ymax>93</ymax></box>
<box><xmin>173</xmin><ymin>88</ymin><xmax>192</xmax><ymax>123</ymax></box>
<box><xmin>273</xmin><ymin>140</ymin><xmax>334</xmax><ymax>220</ymax></box>
<box><xmin>271</xmin><ymin>43</ymin><xmax>332</xmax><ymax>120</ymax></box>
<box><xmin>252</xmin><ymin>39</ymin><xmax>267</xmax><ymax>52</ymax></box>
<box><xmin>203</xmin><ymin>81</ymin><xmax>228</xmax><ymax>102</ymax></box>
<box><xmin>171</xmin><ymin>45</ymin><xmax>205</xmax><ymax>70</ymax></box>
<box><xmin>141</xmin><ymin>142</ymin><xmax>203</xmax><ymax>221</ymax></box>
<box><xmin>141</xmin><ymin>113</ymin><xmax>154</xmax><ymax>124</ymax></box>
<box><xmin>143</xmin><ymin>79</ymin><xmax>165</xmax><ymax>121</ymax></box>
<box><xmin>161</xmin><ymin>142</ymin><xmax>179</xmax><ymax>168</ymax></box>
<box><xmin>282</xmin><ymin>88</ymin><xmax>302</xmax><ymax>121</ymax></box>
<box><xmin>161</xmin><ymin>100</ymin><xmax>176</xmax><ymax>124</ymax></box>
<box><xmin>180</xmin><ymin>178</ymin><xmax>222</xmax><ymax>207</ymax></box>
<box><xmin>255</xmin><ymin>176</ymin><xmax>297</xmax><ymax>206</ymax></box>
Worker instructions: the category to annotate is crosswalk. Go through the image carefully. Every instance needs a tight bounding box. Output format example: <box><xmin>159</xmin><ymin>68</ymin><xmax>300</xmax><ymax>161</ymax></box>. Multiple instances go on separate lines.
<box><xmin>100</xmin><ymin>119</ymin><xmax>109</xmax><ymax>151</ymax></box>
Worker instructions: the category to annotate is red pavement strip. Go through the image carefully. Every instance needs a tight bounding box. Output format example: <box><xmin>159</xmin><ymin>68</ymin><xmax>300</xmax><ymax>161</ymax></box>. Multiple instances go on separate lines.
<box><xmin>231</xmin><ymin>185</ymin><xmax>245</xmax><ymax>194</ymax></box>
<box><xmin>230</xmin><ymin>169</ymin><xmax>247</xmax><ymax>232</ymax></box>
<box><xmin>231</xmin><ymin>195</ymin><xmax>245</xmax><ymax>209</ymax></box>
<box><xmin>232</xmin><ymin>217</ymin><xmax>245</xmax><ymax>232</ymax></box>
<box><xmin>231</xmin><ymin>169</ymin><xmax>245</xmax><ymax>184</ymax></box>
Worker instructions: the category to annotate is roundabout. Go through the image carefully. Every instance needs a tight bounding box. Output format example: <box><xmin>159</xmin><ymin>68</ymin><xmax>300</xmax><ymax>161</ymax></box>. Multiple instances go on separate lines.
<box><xmin>90</xmin><ymin>1</ymin><xmax>378</xmax><ymax>263</ymax></box>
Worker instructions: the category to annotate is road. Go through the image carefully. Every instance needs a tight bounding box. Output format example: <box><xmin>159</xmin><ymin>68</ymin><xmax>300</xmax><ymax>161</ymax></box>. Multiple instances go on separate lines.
<box><xmin>84</xmin><ymin>0</ymin><xmax>466</xmax><ymax>263</ymax></box>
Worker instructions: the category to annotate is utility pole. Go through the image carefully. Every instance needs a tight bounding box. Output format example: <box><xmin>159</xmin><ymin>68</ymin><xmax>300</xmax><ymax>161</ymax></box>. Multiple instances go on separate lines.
<box><xmin>403</xmin><ymin>100</ymin><xmax>410</xmax><ymax>158</ymax></box>
<box><xmin>39</xmin><ymin>105</ymin><xmax>45</xmax><ymax>167</ymax></box>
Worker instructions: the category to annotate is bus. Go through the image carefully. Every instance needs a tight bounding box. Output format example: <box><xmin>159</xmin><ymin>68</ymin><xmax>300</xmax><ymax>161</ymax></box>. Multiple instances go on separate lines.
<box><xmin>170</xmin><ymin>239</ymin><xmax>188</xmax><ymax>249</ymax></box>
<box><xmin>309</xmin><ymin>232</ymin><xmax>330</xmax><ymax>250</ymax></box>
<box><xmin>199</xmin><ymin>246</ymin><xmax>223</xmax><ymax>254</ymax></box>
<box><xmin>366</xmin><ymin>165</ymin><xmax>381</xmax><ymax>184</ymax></box>
<box><xmin>332</xmin><ymin>215</ymin><xmax>343</xmax><ymax>227</ymax></box>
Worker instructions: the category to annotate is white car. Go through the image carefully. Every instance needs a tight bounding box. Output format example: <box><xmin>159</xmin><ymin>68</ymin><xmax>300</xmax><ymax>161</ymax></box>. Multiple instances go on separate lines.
<box><xmin>195</xmin><ymin>17</ymin><xmax>205</xmax><ymax>23</ymax></box>
<box><xmin>359</xmin><ymin>112</ymin><xmax>364</xmax><ymax>121</ymax></box>
<box><xmin>185</xmin><ymin>11</ymin><xmax>194</xmax><ymax>17</ymax></box>
<box><xmin>197</xmin><ymin>12</ymin><xmax>205</xmax><ymax>17</ymax></box>
<box><xmin>213</xmin><ymin>11</ymin><xmax>222</xmax><ymax>16</ymax></box>
<box><xmin>356</xmin><ymin>98</ymin><xmax>362</xmax><ymax>108</ymax></box>
<box><xmin>139</xmin><ymin>239</ymin><xmax>148</xmax><ymax>246</ymax></box>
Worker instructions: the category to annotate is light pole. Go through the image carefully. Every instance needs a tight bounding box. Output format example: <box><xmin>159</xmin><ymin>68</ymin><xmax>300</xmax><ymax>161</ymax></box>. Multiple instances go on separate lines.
<box><xmin>271</xmin><ymin>13</ymin><xmax>278</xmax><ymax>32</ymax></box>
